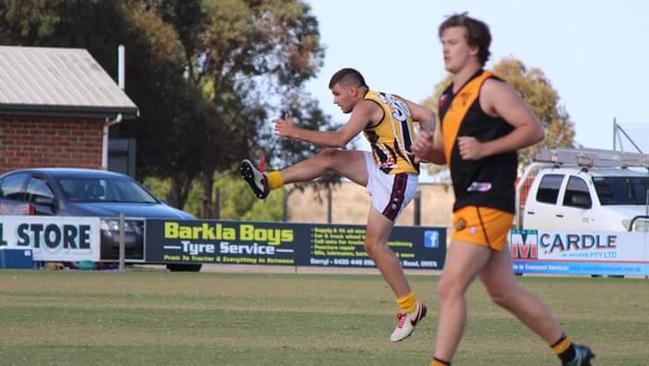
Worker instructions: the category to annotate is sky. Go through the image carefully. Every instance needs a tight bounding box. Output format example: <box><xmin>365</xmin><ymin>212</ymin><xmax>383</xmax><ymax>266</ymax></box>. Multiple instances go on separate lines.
<box><xmin>303</xmin><ymin>0</ymin><xmax>649</xmax><ymax>153</ymax></box>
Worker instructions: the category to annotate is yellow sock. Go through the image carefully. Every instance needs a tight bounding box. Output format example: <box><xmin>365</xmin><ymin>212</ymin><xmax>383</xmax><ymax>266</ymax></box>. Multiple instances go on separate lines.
<box><xmin>431</xmin><ymin>358</ymin><xmax>450</xmax><ymax>366</ymax></box>
<box><xmin>551</xmin><ymin>335</ymin><xmax>572</xmax><ymax>355</ymax></box>
<box><xmin>551</xmin><ymin>333</ymin><xmax>577</xmax><ymax>364</ymax></box>
<box><xmin>266</xmin><ymin>171</ymin><xmax>284</xmax><ymax>190</ymax></box>
<box><xmin>396</xmin><ymin>291</ymin><xmax>417</xmax><ymax>314</ymax></box>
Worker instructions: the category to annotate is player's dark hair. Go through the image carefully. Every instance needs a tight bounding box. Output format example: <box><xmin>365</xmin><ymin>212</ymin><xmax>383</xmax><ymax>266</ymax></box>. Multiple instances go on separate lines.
<box><xmin>439</xmin><ymin>12</ymin><xmax>491</xmax><ymax>66</ymax></box>
<box><xmin>328</xmin><ymin>68</ymin><xmax>369</xmax><ymax>89</ymax></box>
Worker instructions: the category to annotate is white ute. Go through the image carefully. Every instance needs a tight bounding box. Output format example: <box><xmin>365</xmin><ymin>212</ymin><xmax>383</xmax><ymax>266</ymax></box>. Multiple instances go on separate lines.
<box><xmin>516</xmin><ymin>148</ymin><xmax>649</xmax><ymax>232</ymax></box>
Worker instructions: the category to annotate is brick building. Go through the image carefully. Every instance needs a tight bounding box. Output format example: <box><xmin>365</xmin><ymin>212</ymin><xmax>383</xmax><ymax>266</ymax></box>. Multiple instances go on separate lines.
<box><xmin>0</xmin><ymin>46</ymin><xmax>138</xmax><ymax>174</ymax></box>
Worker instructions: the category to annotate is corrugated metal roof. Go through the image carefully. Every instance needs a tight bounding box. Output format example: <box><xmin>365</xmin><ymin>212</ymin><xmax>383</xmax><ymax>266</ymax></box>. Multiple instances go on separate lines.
<box><xmin>0</xmin><ymin>46</ymin><xmax>138</xmax><ymax>118</ymax></box>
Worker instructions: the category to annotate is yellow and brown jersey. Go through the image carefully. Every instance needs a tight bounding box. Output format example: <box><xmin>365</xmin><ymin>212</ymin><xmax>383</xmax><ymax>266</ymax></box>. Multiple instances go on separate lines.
<box><xmin>362</xmin><ymin>90</ymin><xmax>418</xmax><ymax>175</ymax></box>
<box><xmin>439</xmin><ymin>69</ymin><xmax>518</xmax><ymax>214</ymax></box>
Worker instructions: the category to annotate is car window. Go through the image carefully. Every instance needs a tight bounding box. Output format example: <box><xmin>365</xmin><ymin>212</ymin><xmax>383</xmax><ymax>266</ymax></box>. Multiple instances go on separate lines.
<box><xmin>58</xmin><ymin>177</ymin><xmax>157</xmax><ymax>203</ymax></box>
<box><xmin>562</xmin><ymin>176</ymin><xmax>591</xmax><ymax>208</ymax></box>
<box><xmin>109</xmin><ymin>180</ymin><xmax>158</xmax><ymax>203</ymax></box>
<box><xmin>536</xmin><ymin>174</ymin><xmax>564</xmax><ymax>204</ymax></box>
<box><xmin>26</xmin><ymin>177</ymin><xmax>55</xmax><ymax>203</ymax></box>
<box><xmin>593</xmin><ymin>176</ymin><xmax>649</xmax><ymax>205</ymax></box>
<box><xmin>0</xmin><ymin>173</ymin><xmax>29</xmax><ymax>201</ymax></box>
<box><xmin>59</xmin><ymin>178</ymin><xmax>106</xmax><ymax>202</ymax></box>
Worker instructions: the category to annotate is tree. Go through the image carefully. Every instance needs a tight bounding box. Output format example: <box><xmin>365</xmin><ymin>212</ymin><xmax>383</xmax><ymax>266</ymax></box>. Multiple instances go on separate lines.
<box><xmin>492</xmin><ymin>58</ymin><xmax>575</xmax><ymax>164</ymax></box>
<box><xmin>183</xmin><ymin>0</ymin><xmax>326</xmax><ymax>218</ymax></box>
<box><xmin>265</xmin><ymin>94</ymin><xmax>341</xmax><ymax>203</ymax></box>
<box><xmin>0</xmin><ymin>0</ymin><xmax>329</xmax><ymax>217</ymax></box>
<box><xmin>0</xmin><ymin>0</ymin><xmax>208</xmax><ymax>208</ymax></box>
<box><xmin>212</xmin><ymin>174</ymin><xmax>284</xmax><ymax>221</ymax></box>
<box><xmin>422</xmin><ymin>57</ymin><xmax>575</xmax><ymax>174</ymax></box>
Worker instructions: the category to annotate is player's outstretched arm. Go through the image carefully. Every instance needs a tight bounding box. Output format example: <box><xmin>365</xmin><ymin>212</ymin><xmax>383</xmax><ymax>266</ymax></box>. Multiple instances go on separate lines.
<box><xmin>404</xmin><ymin>99</ymin><xmax>436</xmax><ymax>134</ymax></box>
<box><xmin>273</xmin><ymin>100</ymin><xmax>379</xmax><ymax>148</ymax></box>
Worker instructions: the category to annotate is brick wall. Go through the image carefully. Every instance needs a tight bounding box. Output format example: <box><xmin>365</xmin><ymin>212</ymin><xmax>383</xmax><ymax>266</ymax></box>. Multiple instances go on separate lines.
<box><xmin>0</xmin><ymin>114</ymin><xmax>104</xmax><ymax>174</ymax></box>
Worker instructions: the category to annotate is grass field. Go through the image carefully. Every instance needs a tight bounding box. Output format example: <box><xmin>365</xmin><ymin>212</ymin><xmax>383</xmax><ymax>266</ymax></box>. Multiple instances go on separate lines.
<box><xmin>0</xmin><ymin>268</ymin><xmax>647</xmax><ymax>366</ymax></box>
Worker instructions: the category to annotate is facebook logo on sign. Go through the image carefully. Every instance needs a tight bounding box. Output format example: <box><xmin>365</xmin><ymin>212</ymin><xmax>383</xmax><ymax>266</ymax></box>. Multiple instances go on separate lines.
<box><xmin>424</xmin><ymin>230</ymin><xmax>439</xmax><ymax>248</ymax></box>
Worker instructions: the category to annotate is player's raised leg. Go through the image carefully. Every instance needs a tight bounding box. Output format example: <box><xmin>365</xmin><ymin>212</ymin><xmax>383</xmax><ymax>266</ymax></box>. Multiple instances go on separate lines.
<box><xmin>241</xmin><ymin>149</ymin><xmax>367</xmax><ymax>199</ymax></box>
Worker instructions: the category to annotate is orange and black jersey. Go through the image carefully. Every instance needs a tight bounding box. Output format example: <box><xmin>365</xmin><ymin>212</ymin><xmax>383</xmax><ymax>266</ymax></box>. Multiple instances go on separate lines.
<box><xmin>439</xmin><ymin>69</ymin><xmax>517</xmax><ymax>214</ymax></box>
<box><xmin>363</xmin><ymin>90</ymin><xmax>419</xmax><ymax>175</ymax></box>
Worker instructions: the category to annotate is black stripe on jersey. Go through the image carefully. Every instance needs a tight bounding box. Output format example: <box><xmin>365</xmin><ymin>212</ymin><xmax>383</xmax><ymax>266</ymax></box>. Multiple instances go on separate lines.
<box><xmin>393</xmin><ymin>137</ymin><xmax>419</xmax><ymax>171</ymax></box>
<box><xmin>384</xmin><ymin>144</ymin><xmax>397</xmax><ymax>161</ymax></box>
<box><xmin>391</xmin><ymin>139</ymin><xmax>409</xmax><ymax>163</ymax></box>
<box><xmin>382</xmin><ymin>173</ymin><xmax>408</xmax><ymax>221</ymax></box>
<box><xmin>366</xmin><ymin>130</ymin><xmax>380</xmax><ymax>144</ymax></box>
<box><xmin>400</xmin><ymin>119</ymin><xmax>413</xmax><ymax>152</ymax></box>
<box><xmin>381</xmin><ymin>144</ymin><xmax>400</xmax><ymax>174</ymax></box>
<box><xmin>371</xmin><ymin>142</ymin><xmax>391</xmax><ymax>173</ymax></box>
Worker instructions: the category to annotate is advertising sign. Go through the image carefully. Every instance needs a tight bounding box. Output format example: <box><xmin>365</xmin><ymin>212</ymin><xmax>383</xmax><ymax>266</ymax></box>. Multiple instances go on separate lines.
<box><xmin>510</xmin><ymin>229</ymin><xmax>649</xmax><ymax>276</ymax></box>
<box><xmin>146</xmin><ymin>220</ymin><xmax>446</xmax><ymax>270</ymax></box>
<box><xmin>146</xmin><ymin>220</ymin><xmax>297</xmax><ymax>265</ymax></box>
<box><xmin>0</xmin><ymin>216</ymin><xmax>101</xmax><ymax>261</ymax></box>
<box><xmin>295</xmin><ymin>224</ymin><xmax>445</xmax><ymax>269</ymax></box>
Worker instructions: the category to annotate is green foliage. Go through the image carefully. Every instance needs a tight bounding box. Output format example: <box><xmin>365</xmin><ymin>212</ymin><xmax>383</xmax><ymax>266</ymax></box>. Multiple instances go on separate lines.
<box><xmin>200</xmin><ymin>0</ymin><xmax>324</xmax><ymax>88</ymax></box>
<box><xmin>195</xmin><ymin>0</ymin><xmax>326</xmax><ymax>165</ymax></box>
<box><xmin>159</xmin><ymin>0</ymin><xmax>327</xmax><ymax>215</ymax></box>
<box><xmin>142</xmin><ymin>176</ymin><xmax>170</xmax><ymax>201</ymax></box>
<box><xmin>492</xmin><ymin>58</ymin><xmax>575</xmax><ymax>164</ymax></box>
<box><xmin>143</xmin><ymin>174</ymin><xmax>284</xmax><ymax>221</ymax></box>
<box><xmin>215</xmin><ymin>174</ymin><xmax>284</xmax><ymax>221</ymax></box>
<box><xmin>0</xmin><ymin>0</ymin><xmax>64</xmax><ymax>42</ymax></box>
<box><xmin>0</xmin><ymin>0</ymin><xmax>327</xmax><ymax>217</ymax></box>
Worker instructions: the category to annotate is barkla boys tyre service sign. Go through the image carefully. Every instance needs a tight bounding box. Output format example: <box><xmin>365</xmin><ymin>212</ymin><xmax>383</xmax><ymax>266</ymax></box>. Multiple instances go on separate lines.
<box><xmin>147</xmin><ymin>220</ymin><xmax>296</xmax><ymax>265</ymax></box>
<box><xmin>0</xmin><ymin>216</ymin><xmax>101</xmax><ymax>261</ymax></box>
<box><xmin>146</xmin><ymin>219</ymin><xmax>446</xmax><ymax>269</ymax></box>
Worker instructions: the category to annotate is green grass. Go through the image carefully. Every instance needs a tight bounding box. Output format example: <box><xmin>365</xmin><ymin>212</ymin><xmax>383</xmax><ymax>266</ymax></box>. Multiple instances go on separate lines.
<box><xmin>0</xmin><ymin>269</ymin><xmax>647</xmax><ymax>365</ymax></box>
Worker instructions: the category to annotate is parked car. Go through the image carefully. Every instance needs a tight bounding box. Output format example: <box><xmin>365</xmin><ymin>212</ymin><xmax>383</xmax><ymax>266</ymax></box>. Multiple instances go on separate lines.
<box><xmin>0</xmin><ymin>168</ymin><xmax>200</xmax><ymax>271</ymax></box>
<box><xmin>516</xmin><ymin>148</ymin><xmax>649</xmax><ymax>232</ymax></box>
<box><xmin>520</xmin><ymin>167</ymin><xmax>649</xmax><ymax>232</ymax></box>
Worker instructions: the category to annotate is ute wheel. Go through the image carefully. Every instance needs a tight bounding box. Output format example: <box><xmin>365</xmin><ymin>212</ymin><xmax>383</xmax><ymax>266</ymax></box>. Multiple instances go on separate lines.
<box><xmin>166</xmin><ymin>263</ymin><xmax>202</xmax><ymax>272</ymax></box>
